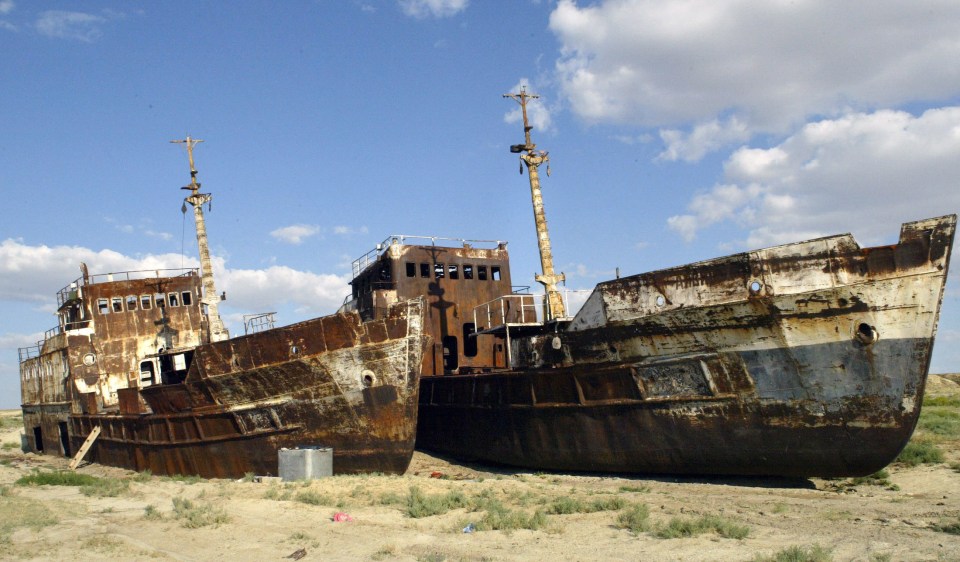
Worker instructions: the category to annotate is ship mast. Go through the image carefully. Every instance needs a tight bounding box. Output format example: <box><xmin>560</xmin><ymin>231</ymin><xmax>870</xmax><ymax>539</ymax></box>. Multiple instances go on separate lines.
<box><xmin>171</xmin><ymin>136</ymin><xmax>229</xmax><ymax>343</ymax></box>
<box><xmin>503</xmin><ymin>88</ymin><xmax>566</xmax><ymax>320</ymax></box>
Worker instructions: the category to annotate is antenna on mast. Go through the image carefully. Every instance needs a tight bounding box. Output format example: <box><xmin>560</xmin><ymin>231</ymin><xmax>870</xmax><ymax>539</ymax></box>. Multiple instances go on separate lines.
<box><xmin>503</xmin><ymin>87</ymin><xmax>566</xmax><ymax>321</ymax></box>
<box><xmin>171</xmin><ymin>135</ymin><xmax>229</xmax><ymax>343</ymax></box>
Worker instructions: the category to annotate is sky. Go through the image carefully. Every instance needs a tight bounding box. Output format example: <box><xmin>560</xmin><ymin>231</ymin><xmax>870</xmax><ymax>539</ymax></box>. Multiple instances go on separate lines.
<box><xmin>3</xmin><ymin>0</ymin><xmax>960</xmax><ymax>409</ymax></box>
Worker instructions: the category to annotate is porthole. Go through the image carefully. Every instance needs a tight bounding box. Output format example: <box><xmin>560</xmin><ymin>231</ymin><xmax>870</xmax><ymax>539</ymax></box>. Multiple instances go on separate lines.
<box><xmin>654</xmin><ymin>294</ymin><xmax>665</xmax><ymax>308</ymax></box>
<box><xmin>82</xmin><ymin>353</ymin><xmax>97</xmax><ymax>366</ymax></box>
<box><xmin>290</xmin><ymin>345</ymin><xmax>301</xmax><ymax>356</ymax></box>
<box><xmin>855</xmin><ymin>322</ymin><xmax>879</xmax><ymax>345</ymax></box>
<box><xmin>749</xmin><ymin>280</ymin><xmax>763</xmax><ymax>295</ymax></box>
<box><xmin>361</xmin><ymin>369</ymin><xmax>376</xmax><ymax>387</ymax></box>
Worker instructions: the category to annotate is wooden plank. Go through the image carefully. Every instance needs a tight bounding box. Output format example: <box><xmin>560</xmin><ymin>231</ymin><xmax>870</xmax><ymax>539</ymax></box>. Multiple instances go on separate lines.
<box><xmin>68</xmin><ymin>425</ymin><xmax>101</xmax><ymax>470</ymax></box>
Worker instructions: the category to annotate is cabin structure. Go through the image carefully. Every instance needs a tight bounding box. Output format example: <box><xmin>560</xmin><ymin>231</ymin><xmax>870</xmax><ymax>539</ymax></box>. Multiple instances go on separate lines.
<box><xmin>347</xmin><ymin>235</ymin><xmax>526</xmax><ymax>376</ymax></box>
<box><xmin>19</xmin><ymin>267</ymin><xmax>205</xmax><ymax>455</ymax></box>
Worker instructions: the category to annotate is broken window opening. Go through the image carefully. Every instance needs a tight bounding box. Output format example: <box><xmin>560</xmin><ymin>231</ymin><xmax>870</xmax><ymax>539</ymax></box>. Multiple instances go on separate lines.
<box><xmin>420</xmin><ymin>263</ymin><xmax>430</xmax><ymax>278</ymax></box>
<box><xmin>463</xmin><ymin>323</ymin><xmax>478</xmax><ymax>357</ymax></box>
<box><xmin>442</xmin><ymin>335</ymin><xmax>459</xmax><ymax>371</ymax></box>
<box><xmin>140</xmin><ymin>295</ymin><xmax>152</xmax><ymax>310</ymax></box>
<box><xmin>463</xmin><ymin>264</ymin><xmax>474</xmax><ymax>280</ymax></box>
<box><xmin>492</xmin><ymin>266</ymin><xmax>501</xmax><ymax>281</ymax></box>
<box><xmin>126</xmin><ymin>295</ymin><xmax>138</xmax><ymax>311</ymax></box>
<box><xmin>111</xmin><ymin>297</ymin><xmax>123</xmax><ymax>313</ymax></box>
<box><xmin>478</xmin><ymin>266</ymin><xmax>488</xmax><ymax>281</ymax></box>
<box><xmin>406</xmin><ymin>262</ymin><xmax>416</xmax><ymax>277</ymax></box>
<box><xmin>181</xmin><ymin>291</ymin><xmax>193</xmax><ymax>306</ymax></box>
<box><xmin>448</xmin><ymin>264</ymin><xmax>459</xmax><ymax>279</ymax></box>
<box><xmin>97</xmin><ymin>298</ymin><xmax>109</xmax><ymax>315</ymax></box>
<box><xmin>434</xmin><ymin>263</ymin><xmax>445</xmax><ymax>279</ymax></box>
<box><xmin>59</xmin><ymin>422</ymin><xmax>71</xmax><ymax>457</ymax></box>
<box><xmin>168</xmin><ymin>292</ymin><xmax>180</xmax><ymax>307</ymax></box>
<box><xmin>139</xmin><ymin>360</ymin><xmax>156</xmax><ymax>386</ymax></box>
<box><xmin>154</xmin><ymin>293</ymin><xmax>166</xmax><ymax>308</ymax></box>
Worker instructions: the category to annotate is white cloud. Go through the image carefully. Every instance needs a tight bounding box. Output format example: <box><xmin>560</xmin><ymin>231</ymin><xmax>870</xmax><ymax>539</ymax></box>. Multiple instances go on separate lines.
<box><xmin>332</xmin><ymin>225</ymin><xmax>369</xmax><ymax>236</ymax></box>
<box><xmin>658</xmin><ymin>117</ymin><xmax>750</xmax><ymax>162</ymax></box>
<box><xmin>550</xmin><ymin>0</ymin><xmax>960</xmax><ymax>142</ymax></box>
<box><xmin>36</xmin><ymin>10</ymin><xmax>106</xmax><ymax>42</ymax></box>
<box><xmin>667</xmin><ymin>107</ymin><xmax>960</xmax><ymax>247</ymax></box>
<box><xmin>0</xmin><ymin>239</ymin><xmax>198</xmax><ymax>303</ymax></box>
<box><xmin>504</xmin><ymin>78</ymin><xmax>554</xmax><ymax>134</ymax></box>
<box><xmin>219</xmin><ymin>265</ymin><xmax>349</xmax><ymax>317</ymax></box>
<box><xmin>0</xmin><ymin>239</ymin><xmax>350</xmax><ymax>328</ymax></box>
<box><xmin>0</xmin><ymin>1</ymin><xmax>13</xmax><ymax>15</ymax></box>
<box><xmin>399</xmin><ymin>0</ymin><xmax>468</xmax><ymax>19</ymax></box>
<box><xmin>270</xmin><ymin>224</ymin><xmax>320</xmax><ymax>245</ymax></box>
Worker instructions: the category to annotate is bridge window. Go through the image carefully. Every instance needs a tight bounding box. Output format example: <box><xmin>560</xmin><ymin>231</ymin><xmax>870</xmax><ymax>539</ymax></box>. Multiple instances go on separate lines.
<box><xmin>420</xmin><ymin>263</ymin><xmax>430</xmax><ymax>278</ymax></box>
<box><xmin>111</xmin><ymin>297</ymin><xmax>123</xmax><ymax>313</ymax></box>
<box><xmin>168</xmin><ymin>292</ymin><xmax>180</xmax><ymax>307</ymax></box>
<box><xmin>97</xmin><ymin>298</ymin><xmax>109</xmax><ymax>314</ymax></box>
<box><xmin>154</xmin><ymin>293</ymin><xmax>166</xmax><ymax>308</ymax></box>
<box><xmin>406</xmin><ymin>262</ymin><xmax>416</xmax><ymax>277</ymax></box>
<box><xmin>492</xmin><ymin>266</ymin><xmax>501</xmax><ymax>281</ymax></box>
<box><xmin>126</xmin><ymin>295</ymin><xmax>137</xmax><ymax>311</ymax></box>
<box><xmin>463</xmin><ymin>264</ymin><xmax>474</xmax><ymax>280</ymax></box>
<box><xmin>181</xmin><ymin>291</ymin><xmax>193</xmax><ymax>306</ymax></box>
<box><xmin>478</xmin><ymin>266</ymin><xmax>488</xmax><ymax>281</ymax></box>
<box><xmin>448</xmin><ymin>264</ymin><xmax>459</xmax><ymax>279</ymax></box>
<box><xmin>140</xmin><ymin>295</ymin><xmax>152</xmax><ymax>310</ymax></box>
<box><xmin>434</xmin><ymin>263</ymin><xmax>445</xmax><ymax>278</ymax></box>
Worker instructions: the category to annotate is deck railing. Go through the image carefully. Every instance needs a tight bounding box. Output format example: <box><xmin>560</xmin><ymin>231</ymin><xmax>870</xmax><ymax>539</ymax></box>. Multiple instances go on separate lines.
<box><xmin>56</xmin><ymin>268</ymin><xmax>199</xmax><ymax>307</ymax></box>
<box><xmin>351</xmin><ymin>235</ymin><xmax>506</xmax><ymax>279</ymax></box>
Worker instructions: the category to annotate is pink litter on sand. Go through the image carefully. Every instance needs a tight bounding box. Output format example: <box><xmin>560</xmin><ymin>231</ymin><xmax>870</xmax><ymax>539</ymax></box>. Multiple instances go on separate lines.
<box><xmin>333</xmin><ymin>512</ymin><xmax>354</xmax><ymax>522</ymax></box>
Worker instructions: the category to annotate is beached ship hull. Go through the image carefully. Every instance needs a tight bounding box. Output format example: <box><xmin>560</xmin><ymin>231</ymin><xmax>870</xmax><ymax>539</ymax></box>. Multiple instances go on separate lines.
<box><xmin>22</xmin><ymin>297</ymin><xmax>426</xmax><ymax>478</ymax></box>
<box><xmin>416</xmin><ymin>216</ymin><xmax>955</xmax><ymax>477</ymax></box>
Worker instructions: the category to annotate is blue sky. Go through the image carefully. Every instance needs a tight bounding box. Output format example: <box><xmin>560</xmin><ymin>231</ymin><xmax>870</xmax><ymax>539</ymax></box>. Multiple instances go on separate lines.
<box><xmin>3</xmin><ymin>0</ymin><xmax>960</xmax><ymax>409</ymax></box>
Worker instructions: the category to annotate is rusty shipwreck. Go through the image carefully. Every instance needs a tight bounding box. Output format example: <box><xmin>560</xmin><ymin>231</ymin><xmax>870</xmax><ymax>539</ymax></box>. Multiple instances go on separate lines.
<box><xmin>346</xmin><ymin>89</ymin><xmax>956</xmax><ymax>477</ymax></box>
<box><xmin>18</xmin><ymin>137</ymin><xmax>426</xmax><ymax>478</ymax></box>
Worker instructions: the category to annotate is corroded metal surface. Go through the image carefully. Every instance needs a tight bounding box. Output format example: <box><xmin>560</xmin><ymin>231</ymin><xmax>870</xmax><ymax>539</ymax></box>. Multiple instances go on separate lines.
<box><xmin>415</xmin><ymin>215</ymin><xmax>956</xmax><ymax>477</ymax></box>
<box><xmin>19</xmin><ymin>140</ymin><xmax>427</xmax><ymax>478</ymax></box>
<box><xmin>21</xmin><ymin>292</ymin><xmax>425</xmax><ymax>478</ymax></box>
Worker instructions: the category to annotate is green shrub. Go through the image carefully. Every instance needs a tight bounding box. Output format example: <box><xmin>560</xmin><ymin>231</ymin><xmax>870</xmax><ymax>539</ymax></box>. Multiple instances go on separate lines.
<box><xmin>918</xmin><ymin>408</ymin><xmax>960</xmax><ymax>438</ymax></box>
<box><xmin>896</xmin><ymin>441</ymin><xmax>944</xmax><ymax>466</ymax></box>
<box><xmin>15</xmin><ymin>470</ymin><xmax>99</xmax><ymax>487</ymax></box>
<box><xmin>143</xmin><ymin>504</ymin><xmax>162</xmax><ymax>520</ymax></box>
<box><xmin>752</xmin><ymin>544</ymin><xmax>832</xmax><ymax>562</ymax></box>
<box><xmin>473</xmin><ymin>505</ymin><xmax>547</xmax><ymax>531</ymax></box>
<box><xmin>295</xmin><ymin>490</ymin><xmax>333</xmax><ymax>506</ymax></box>
<box><xmin>656</xmin><ymin>514</ymin><xmax>749</xmax><ymax>539</ymax></box>
<box><xmin>924</xmin><ymin>396</ymin><xmax>960</xmax><ymax>407</ymax></box>
<box><xmin>171</xmin><ymin>497</ymin><xmax>229</xmax><ymax>528</ymax></box>
<box><xmin>81</xmin><ymin>477</ymin><xmax>131</xmax><ymax>497</ymax></box>
<box><xmin>546</xmin><ymin>495</ymin><xmax>626</xmax><ymax>515</ymax></box>
<box><xmin>547</xmin><ymin>496</ymin><xmax>584</xmax><ymax>514</ymax></box>
<box><xmin>615</xmin><ymin>504</ymin><xmax>651</xmax><ymax>535</ymax></box>
<box><xmin>406</xmin><ymin>486</ymin><xmax>469</xmax><ymax>518</ymax></box>
<box><xmin>618</xmin><ymin>484</ymin><xmax>651</xmax><ymax>493</ymax></box>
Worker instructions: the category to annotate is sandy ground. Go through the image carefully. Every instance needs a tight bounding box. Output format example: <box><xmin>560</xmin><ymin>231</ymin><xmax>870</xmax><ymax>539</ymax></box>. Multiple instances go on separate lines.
<box><xmin>1</xmin><ymin>378</ymin><xmax>959</xmax><ymax>562</ymax></box>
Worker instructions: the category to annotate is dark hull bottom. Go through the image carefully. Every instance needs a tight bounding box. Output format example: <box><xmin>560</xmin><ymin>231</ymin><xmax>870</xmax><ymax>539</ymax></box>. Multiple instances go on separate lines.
<box><xmin>61</xmin><ymin>384</ymin><xmax>419</xmax><ymax>479</ymax></box>
<box><xmin>417</xmin><ymin>398</ymin><xmax>913</xmax><ymax>477</ymax></box>
<box><xmin>417</xmin><ymin>336</ymin><xmax>928</xmax><ymax>478</ymax></box>
<box><xmin>76</xmin><ymin>429</ymin><xmax>414</xmax><ymax>479</ymax></box>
